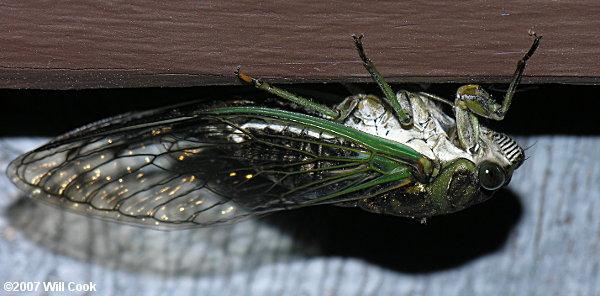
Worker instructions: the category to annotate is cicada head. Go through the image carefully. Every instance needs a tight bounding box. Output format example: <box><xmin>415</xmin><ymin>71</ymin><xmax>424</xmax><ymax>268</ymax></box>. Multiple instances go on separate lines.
<box><xmin>474</xmin><ymin>131</ymin><xmax>525</xmax><ymax>191</ymax></box>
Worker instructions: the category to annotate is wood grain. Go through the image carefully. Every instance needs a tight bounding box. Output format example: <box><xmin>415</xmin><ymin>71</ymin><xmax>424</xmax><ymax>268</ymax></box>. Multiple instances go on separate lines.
<box><xmin>1</xmin><ymin>0</ymin><xmax>599</xmax><ymax>89</ymax></box>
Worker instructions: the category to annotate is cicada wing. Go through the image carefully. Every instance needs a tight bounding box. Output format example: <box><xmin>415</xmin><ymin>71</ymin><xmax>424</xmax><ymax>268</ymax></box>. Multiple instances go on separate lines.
<box><xmin>8</xmin><ymin>105</ymin><xmax>414</xmax><ymax>228</ymax></box>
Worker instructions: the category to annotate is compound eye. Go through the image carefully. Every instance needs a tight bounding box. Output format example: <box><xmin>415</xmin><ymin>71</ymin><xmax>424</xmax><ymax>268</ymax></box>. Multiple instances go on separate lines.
<box><xmin>478</xmin><ymin>161</ymin><xmax>506</xmax><ymax>190</ymax></box>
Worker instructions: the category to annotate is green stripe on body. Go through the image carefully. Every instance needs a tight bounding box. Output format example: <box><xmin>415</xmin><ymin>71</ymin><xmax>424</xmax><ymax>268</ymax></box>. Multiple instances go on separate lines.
<box><xmin>204</xmin><ymin>106</ymin><xmax>433</xmax><ymax>177</ymax></box>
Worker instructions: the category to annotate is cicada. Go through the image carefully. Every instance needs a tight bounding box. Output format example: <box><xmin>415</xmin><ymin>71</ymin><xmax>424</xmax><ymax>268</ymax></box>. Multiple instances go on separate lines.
<box><xmin>7</xmin><ymin>34</ymin><xmax>541</xmax><ymax>228</ymax></box>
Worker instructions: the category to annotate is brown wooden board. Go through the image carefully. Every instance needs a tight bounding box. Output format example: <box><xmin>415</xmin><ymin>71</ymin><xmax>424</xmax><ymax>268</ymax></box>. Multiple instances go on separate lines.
<box><xmin>1</xmin><ymin>1</ymin><xmax>599</xmax><ymax>89</ymax></box>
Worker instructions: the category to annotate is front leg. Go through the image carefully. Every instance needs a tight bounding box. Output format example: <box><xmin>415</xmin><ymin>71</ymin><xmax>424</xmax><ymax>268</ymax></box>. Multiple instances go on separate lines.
<box><xmin>453</xmin><ymin>33</ymin><xmax>542</xmax><ymax>122</ymax></box>
<box><xmin>455</xmin><ymin>105</ymin><xmax>481</xmax><ymax>153</ymax></box>
<box><xmin>453</xmin><ymin>33</ymin><xmax>541</xmax><ymax>151</ymax></box>
<box><xmin>498</xmin><ymin>32</ymin><xmax>542</xmax><ymax>118</ymax></box>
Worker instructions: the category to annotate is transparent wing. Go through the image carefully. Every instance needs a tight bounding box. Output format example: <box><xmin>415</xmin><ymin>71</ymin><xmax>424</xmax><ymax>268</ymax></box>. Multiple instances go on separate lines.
<box><xmin>8</xmin><ymin>101</ymin><xmax>414</xmax><ymax>228</ymax></box>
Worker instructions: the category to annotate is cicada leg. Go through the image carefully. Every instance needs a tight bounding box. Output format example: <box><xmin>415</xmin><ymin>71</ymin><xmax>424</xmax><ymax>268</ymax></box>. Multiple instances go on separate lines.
<box><xmin>454</xmin><ymin>106</ymin><xmax>481</xmax><ymax>152</ymax></box>
<box><xmin>235</xmin><ymin>68</ymin><xmax>341</xmax><ymax>119</ymax></box>
<box><xmin>498</xmin><ymin>31</ymin><xmax>542</xmax><ymax>117</ymax></box>
<box><xmin>352</xmin><ymin>34</ymin><xmax>413</xmax><ymax>128</ymax></box>
<box><xmin>453</xmin><ymin>32</ymin><xmax>542</xmax><ymax>151</ymax></box>
<box><xmin>417</xmin><ymin>92</ymin><xmax>454</xmax><ymax>106</ymax></box>
<box><xmin>333</xmin><ymin>94</ymin><xmax>363</xmax><ymax>121</ymax></box>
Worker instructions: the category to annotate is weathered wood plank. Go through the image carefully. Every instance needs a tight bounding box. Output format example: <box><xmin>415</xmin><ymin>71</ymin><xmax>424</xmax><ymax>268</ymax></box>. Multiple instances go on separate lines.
<box><xmin>1</xmin><ymin>0</ymin><xmax>599</xmax><ymax>89</ymax></box>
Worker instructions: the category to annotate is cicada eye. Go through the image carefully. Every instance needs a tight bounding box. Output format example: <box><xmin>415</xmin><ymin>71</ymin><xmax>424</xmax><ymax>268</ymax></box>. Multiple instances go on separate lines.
<box><xmin>478</xmin><ymin>161</ymin><xmax>506</xmax><ymax>190</ymax></box>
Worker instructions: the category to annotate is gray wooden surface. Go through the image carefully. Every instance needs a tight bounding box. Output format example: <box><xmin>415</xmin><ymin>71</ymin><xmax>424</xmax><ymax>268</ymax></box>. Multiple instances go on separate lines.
<box><xmin>1</xmin><ymin>135</ymin><xmax>599</xmax><ymax>296</ymax></box>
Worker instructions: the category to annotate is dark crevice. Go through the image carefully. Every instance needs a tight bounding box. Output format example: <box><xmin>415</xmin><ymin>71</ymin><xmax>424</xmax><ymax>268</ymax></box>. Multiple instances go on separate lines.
<box><xmin>2</xmin><ymin>84</ymin><xmax>597</xmax><ymax>137</ymax></box>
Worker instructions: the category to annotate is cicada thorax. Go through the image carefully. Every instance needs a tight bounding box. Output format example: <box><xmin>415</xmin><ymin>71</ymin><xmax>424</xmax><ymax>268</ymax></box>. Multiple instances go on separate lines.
<box><xmin>334</xmin><ymin>93</ymin><xmax>499</xmax><ymax>217</ymax></box>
